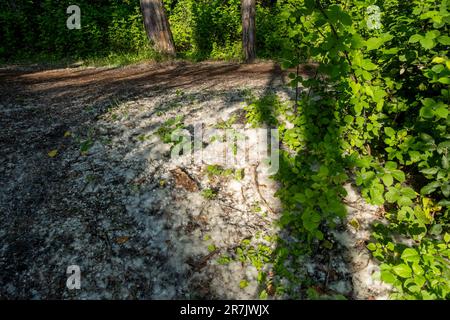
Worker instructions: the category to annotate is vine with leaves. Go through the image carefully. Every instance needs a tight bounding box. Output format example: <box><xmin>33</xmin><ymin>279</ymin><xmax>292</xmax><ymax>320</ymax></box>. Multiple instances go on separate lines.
<box><xmin>249</xmin><ymin>0</ymin><xmax>450</xmax><ymax>299</ymax></box>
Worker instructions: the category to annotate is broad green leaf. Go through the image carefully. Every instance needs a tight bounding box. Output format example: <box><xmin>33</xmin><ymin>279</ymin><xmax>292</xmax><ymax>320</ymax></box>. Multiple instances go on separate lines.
<box><xmin>420</xmin><ymin>37</ymin><xmax>435</xmax><ymax>50</ymax></box>
<box><xmin>409</xmin><ymin>34</ymin><xmax>422</xmax><ymax>43</ymax></box>
<box><xmin>412</xmin><ymin>263</ymin><xmax>424</xmax><ymax>276</ymax></box>
<box><xmin>382</xmin><ymin>173</ymin><xmax>393</xmax><ymax>187</ymax></box>
<box><xmin>437</xmin><ymin>35</ymin><xmax>450</xmax><ymax>45</ymax></box>
<box><xmin>421</xmin><ymin>181</ymin><xmax>440</xmax><ymax>195</ymax></box>
<box><xmin>366</xmin><ymin>37</ymin><xmax>384</xmax><ymax>50</ymax></box>
<box><xmin>344</xmin><ymin>115</ymin><xmax>354</xmax><ymax>124</ymax></box>
<box><xmin>381</xmin><ymin>270</ymin><xmax>397</xmax><ymax>284</ymax></box>
<box><xmin>384</xmin><ymin>127</ymin><xmax>395</xmax><ymax>137</ymax></box>
<box><xmin>432</xmin><ymin>57</ymin><xmax>446</xmax><ymax>64</ymax></box>
<box><xmin>401</xmin><ymin>248</ymin><xmax>420</xmax><ymax>263</ymax></box>
<box><xmin>437</xmin><ymin>77</ymin><xmax>450</xmax><ymax>84</ymax></box>
<box><xmin>421</xmin><ymin>167</ymin><xmax>439</xmax><ymax>175</ymax></box>
<box><xmin>385</xmin><ymin>161</ymin><xmax>397</xmax><ymax>170</ymax></box>
<box><xmin>361</xmin><ymin>59</ymin><xmax>377</xmax><ymax>71</ymax></box>
<box><xmin>444</xmin><ymin>233</ymin><xmax>450</xmax><ymax>243</ymax></box>
<box><xmin>425</xmin><ymin>30</ymin><xmax>440</xmax><ymax>39</ymax></box>
<box><xmin>420</xmin><ymin>106</ymin><xmax>434</xmax><ymax>118</ymax></box>
<box><xmin>392</xmin><ymin>170</ymin><xmax>406</xmax><ymax>182</ymax></box>
<box><xmin>393</xmin><ymin>264</ymin><xmax>412</xmax><ymax>278</ymax></box>
<box><xmin>420</xmin><ymin>133</ymin><xmax>435</xmax><ymax>143</ymax></box>
<box><xmin>403</xmin><ymin>187</ymin><xmax>417</xmax><ymax>199</ymax></box>
<box><xmin>398</xmin><ymin>196</ymin><xmax>413</xmax><ymax>207</ymax></box>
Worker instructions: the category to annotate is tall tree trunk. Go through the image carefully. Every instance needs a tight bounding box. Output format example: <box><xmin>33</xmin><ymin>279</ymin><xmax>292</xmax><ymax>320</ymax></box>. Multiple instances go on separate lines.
<box><xmin>241</xmin><ymin>0</ymin><xmax>256</xmax><ymax>63</ymax></box>
<box><xmin>140</xmin><ymin>0</ymin><xmax>176</xmax><ymax>56</ymax></box>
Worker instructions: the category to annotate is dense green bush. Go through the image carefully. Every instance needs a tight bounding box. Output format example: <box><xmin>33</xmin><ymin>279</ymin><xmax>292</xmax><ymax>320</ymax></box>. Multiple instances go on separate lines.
<box><xmin>0</xmin><ymin>0</ymin><xmax>290</xmax><ymax>63</ymax></box>
<box><xmin>0</xmin><ymin>0</ymin><xmax>150</xmax><ymax>62</ymax></box>
<box><xmin>244</xmin><ymin>0</ymin><xmax>450</xmax><ymax>299</ymax></box>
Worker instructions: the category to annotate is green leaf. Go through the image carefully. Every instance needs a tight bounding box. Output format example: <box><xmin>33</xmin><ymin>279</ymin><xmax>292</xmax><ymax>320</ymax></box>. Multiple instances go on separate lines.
<box><xmin>384</xmin><ymin>127</ymin><xmax>395</xmax><ymax>137</ymax></box>
<box><xmin>402</xmin><ymin>187</ymin><xmax>417</xmax><ymax>199</ymax></box>
<box><xmin>366</xmin><ymin>37</ymin><xmax>384</xmax><ymax>50</ymax></box>
<box><xmin>327</xmin><ymin>5</ymin><xmax>352</xmax><ymax>26</ymax></box>
<box><xmin>392</xmin><ymin>170</ymin><xmax>406</xmax><ymax>183</ymax></box>
<box><xmin>444</xmin><ymin>233</ymin><xmax>450</xmax><ymax>243</ymax></box>
<box><xmin>382</xmin><ymin>173</ymin><xmax>394</xmax><ymax>187</ymax></box>
<box><xmin>412</xmin><ymin>263</ymin><xmax>424</xmax><ymax>276</ymax></box>
<box><xmin>437</xmin><ymin>35</ymin><xmax>450</xmax><ymax>45</ymax></box>
<box><xmin>401</xmin><ymin>248</ymin><xmax>420</xmax><ymax>263</ymax></box>
<box><xmin>437</xmin><ymin>77</ymin><xmax>450</xmax><ymax>84</ymax></box>
<box><xmin>420</xmin><ymin>133</ymin><xmax>435</xmax><ymax>144</ymax></box>
<box><xmin>421</xmin><ymin>181</ymin><xmax>440</xmax><ymax>195</ymax></box>
<box><xmin>425</xmin><ymin>30</ymin><xmax>440</xmax><ymax>39</ymax></box>
<box><xmin>432</xmin><ymin>57</ymin><xmax>446</xmax><ymax>64</ymax></box>
<box><xmin>420</xmin><ymin>37</ymin><xmax>435</xmax><ymax>50</ymax></box>
<box><xmin>441</xmin><ymin>183</ymin><xmax>450</xmax><ymax>198</ymax></box>
<box><xmin>47</xmin><ymin>149</ymin><xmax>58</xmax><ymax>158</ymax></box>
<box><xmin>381</xmin><ymin>270</ymin><xmax>397</xmax><ymax>284</ymax></box>
<box><xmin>420</xmin><ymin>167</ymin><xmax>439</xmax><ymax>175</ymax></box>
<box><xmin>430</xmin><ymin>224</ymin><xmax>443</xmax><ymax>235</ymax></box>
<box><xmin>385</xmin><ymin>161</ymin><xmax>397</xmax><ymax>170</ymax></box>
<box><xmin>442</xmin><ymin>155</ymin><xmax>449</xmax><ymax>169</ymax></box>
<box><xmin>409</xmin><ymin>34</ymin><xmax>422</xmax><ymax>43</ymax></box>
<box><xmin>420</xmin><ymin>105</ymin><xmax>435</xmax><ymax>119</ymax></box>
<box><xmin>361</xmin><ymin>59</ymin><xmax>377</xmax><ymax>71</ymax></box>
<box><xmin>344</xmin><ymin>115</ymin><xmax>354</xmax><ymax>124</ymax></box>
<box><xmin>239</xmin><ymin>279</ymin><xmax>249</xmax><ymax>289</ymax></box>
<box><xmin>393</xmin><ymin>264</ymin><xmax>412</xmax><ymax>278</ymax></box>
<box><xmin>398</xmin><ymin>196</ymin><xmax>413</xmax><ymax>207</ymax></box>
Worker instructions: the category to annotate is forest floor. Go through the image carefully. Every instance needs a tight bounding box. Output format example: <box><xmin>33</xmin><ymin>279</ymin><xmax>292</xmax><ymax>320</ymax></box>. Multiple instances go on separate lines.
<box><xmin>0</xmin><ymin>61</ymin><xmax>390</xmax><ymax>299</ymax></box>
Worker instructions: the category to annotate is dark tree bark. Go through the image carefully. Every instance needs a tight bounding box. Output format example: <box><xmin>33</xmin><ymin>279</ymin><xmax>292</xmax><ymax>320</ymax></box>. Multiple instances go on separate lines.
<box><xmin>241</xmin><ymin>0</ymin><xmax>256</xmax><ymax>63</ymax></box>
<box><xmin>140</xmin><ymin>0</ymin><xmax>176</xmax><ymax>56</ymax></box>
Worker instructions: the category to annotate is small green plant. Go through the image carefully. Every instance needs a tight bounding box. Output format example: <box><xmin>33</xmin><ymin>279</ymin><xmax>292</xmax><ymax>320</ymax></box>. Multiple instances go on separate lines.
<box><xmin>215</xmin><ymin>115</ymin><xmax>237</xmax><ymax>130</ymax></box>
<box><xmin>234</xmin><ymin>168</ymin><xmax>244</xmax><ymax>181</ymax></box>
<box><xmin>217</xmin><ymin>254</ymin><xmax>232</xmax><ymax>265</ymax></box>
<box><xmin>156</xmin><ymin>115</ymin><xmax>185</xmax><ymax>144</ymax></box>
<box><xmin>244</xmin><ymin>94</ymin><xmax>281</xmax><ymax>128</ymax></box>
<box><xmin>239</xmin><ymin>280</ymin><xmax>249</xmax><ymax>289</ymax></box>
<box><xmin>137</xmin><ymin>134</ymin><xmax>148</xmax><ymax>142</ymax></box>
<box><xmin>205</xmin><ymin>165</ymin><xmax>244</xmax><ymax>181</ymax></box>
<box><xmin>203</xmin><ymin>234</ymin><xmax>211</xmax><ymax>241</ymax></box>
<box><xmin>201</xmin><ymin>188</ymin><xmax>217</xmax><ymax>200</ymax></box>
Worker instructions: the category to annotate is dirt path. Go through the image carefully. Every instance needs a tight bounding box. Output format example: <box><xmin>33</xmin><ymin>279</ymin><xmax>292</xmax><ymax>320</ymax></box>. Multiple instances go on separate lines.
<box><xmin>0</xmin><ymin>61</ymin><xmax>288</xmax><ymax>299</ymax></box>
<box><xmin>0</xmin><ymin>61</ymin><xmax>389</xmax><ymax>299</ymax></box>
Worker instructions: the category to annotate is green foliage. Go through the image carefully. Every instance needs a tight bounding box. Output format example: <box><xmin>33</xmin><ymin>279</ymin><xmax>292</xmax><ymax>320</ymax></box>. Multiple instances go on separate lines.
<box><xmin>0</xmin><ymin>0</ymin><xmax>153</xmax><ymax>63</ymax></box>
<box><xmin>156</xmin><ymin>115</ymin><xmax>185</xmax><ymax>144</ymax></box>
<box><xmin>244</xmin><ymin>94</ymin><xmax>282</xmax><ymax>128</ymax></box>
<box><xmin>201</xmin><ymin>188</ymin><xmax>218</xmax><ymax>200</ymax></box>
<box><xmin>206</xmin><ymin>164</ymin><xmax>244</xmax><ymax>181</ymax></box>
<box><xmin>249</xmin><ymin>0</ymin><xmax>450</xmax><ymax>299</ymax></box>
<box><xmin>0</xmin><ymin>0</ymin><xmax>289</xmax><ymax>63</ymax></box>
<box><xmin>163</xmin><ymin>0</ymin><xmax>247</xmax><ymax>60</ymax></box>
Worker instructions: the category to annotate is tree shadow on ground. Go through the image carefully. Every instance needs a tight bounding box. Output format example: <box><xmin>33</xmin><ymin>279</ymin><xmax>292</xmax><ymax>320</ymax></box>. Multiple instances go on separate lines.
<box><xmin>0</xmin><ymin>60</ymin><xmax>291</xmax><ymax>298</ymax></box>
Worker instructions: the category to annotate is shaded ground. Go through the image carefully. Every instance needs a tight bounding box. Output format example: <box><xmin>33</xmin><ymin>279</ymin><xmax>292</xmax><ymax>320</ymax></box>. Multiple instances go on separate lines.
<box><xmin>0</xmin><ymin>61</ymin><xmax>389</xmax><ymax>299</ymax></box>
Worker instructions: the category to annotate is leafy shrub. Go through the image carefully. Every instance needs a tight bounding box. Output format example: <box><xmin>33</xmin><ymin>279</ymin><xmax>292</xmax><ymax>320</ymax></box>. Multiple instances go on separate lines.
<box><xmin>253</xmin><ymin>0</ymin><xmax>450</xmax><ymax>299</ymax></box>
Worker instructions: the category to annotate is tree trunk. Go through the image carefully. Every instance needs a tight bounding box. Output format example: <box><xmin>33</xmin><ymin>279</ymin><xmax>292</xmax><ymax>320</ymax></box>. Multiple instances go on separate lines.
<box><xmin>140</xmin><ymin>0</ymin><xmax>176</xmax><ymax>56</ymax></box>
<box><xmin>241</xmin><ymin>0</ymin><xmax>256</xmax><ymax>63</ymax></box>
